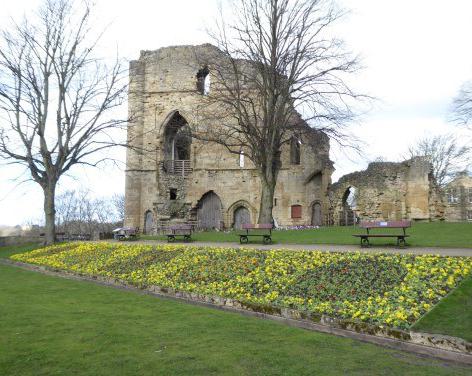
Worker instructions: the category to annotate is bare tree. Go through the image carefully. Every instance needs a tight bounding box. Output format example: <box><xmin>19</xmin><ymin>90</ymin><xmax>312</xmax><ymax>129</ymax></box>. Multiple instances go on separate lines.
<box><xmin>194</xmin><ymin>0</ymin><xmax>365</xmax><ymax>223</ymax></box>
<box><xmin>55</xmin><ymin>190</ymin><xmax>77</xmax><ymax>234</ymax></box>
<box><xmin>452</xmin><ymin>80</ymin><xmax>472</xmax><ymax>127</ymax></box>
<box><xmin>56</xmin><ymin>189</ymin><xmax>119</xmax><ymax>236</ymax></box>
<box><xmin>112</xmin><ymin>193</ymin><xmax>125</xmax><ymax>224</ymax></box>
<box><xmin>405</xmin><ymin>134</ymin><xmax>470</xmax><ymax>187</ymax></box>
<box><xmin>0</xmin><ymin>0</ymin><xmax>128</xmax><ymax>244</ymax></box>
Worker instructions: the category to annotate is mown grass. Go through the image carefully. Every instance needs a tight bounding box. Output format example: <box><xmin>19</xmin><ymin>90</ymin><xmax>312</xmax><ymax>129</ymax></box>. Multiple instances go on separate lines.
<box><xmin>143</xmin><ymin>221</ymin><xmax>472</xmax><ymax>248</ymax></box>
<box><xmin>412</xmin><ymin>276</ymin><xmax>472</xmax><ymax>342</ymax></box>
<box><xmin>0</xmin><ymin>243</ymin><xmax>41</xmax><ymax>258</ymax></box>
<box><xmin>0</xmin><ymin>259</ymin><xmax>471</xmax><ymax>375</ymax></box>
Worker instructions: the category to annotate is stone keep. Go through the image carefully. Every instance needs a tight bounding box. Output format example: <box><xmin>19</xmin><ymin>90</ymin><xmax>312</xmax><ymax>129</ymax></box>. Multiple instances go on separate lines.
<box><xmin>124</xmin><ymin>44</ymin><xmax>333</xmax><ymax>232</ymax></box>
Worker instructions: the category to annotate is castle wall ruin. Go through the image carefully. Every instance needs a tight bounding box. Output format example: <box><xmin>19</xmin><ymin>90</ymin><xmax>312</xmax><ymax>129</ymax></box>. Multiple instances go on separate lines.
<box><xmin>329</xmin><ymin>157</ymin><xmax>445</xmax><ymax>225</ymax></box>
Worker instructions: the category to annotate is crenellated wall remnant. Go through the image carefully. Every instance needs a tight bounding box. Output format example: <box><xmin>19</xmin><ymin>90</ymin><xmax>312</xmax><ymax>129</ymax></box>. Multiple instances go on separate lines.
<box><xmin>329</xmin><ymin>157</ymin><xmax>445</xmax><ymax>225</ymax></box>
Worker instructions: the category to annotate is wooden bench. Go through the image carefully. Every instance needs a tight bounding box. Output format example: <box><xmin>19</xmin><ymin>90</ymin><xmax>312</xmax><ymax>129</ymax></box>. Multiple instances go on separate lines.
<box><xmin>69</xmin><ymin>233</ymin><xmax>91</xmax><ymax>241</ymax></box>
<box><xmin>353</xmin><ymin>220</ymin><xmax>411</xmax><ymax>248</ymax></box>
<box><xmin>239</xmin><ymin>224</ymin><xmax>272</xmax><ymax>244</ymax></box>
<box><xmin>40</xmin><ymin>232</ymin><xmax>68</xmax><ymax>241</ymax></box>
<box><xmin>166</xmin><ymin>224</ymin><xmax>193</xmax><ymax>242</ymax></box>
<box><xmin>113</xmin><ymin>227</ymin><xmax>139</xmax><ymax>241</ymax></box>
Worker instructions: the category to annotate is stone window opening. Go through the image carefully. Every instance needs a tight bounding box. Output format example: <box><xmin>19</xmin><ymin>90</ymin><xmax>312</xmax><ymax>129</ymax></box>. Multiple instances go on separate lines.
<box><xmin>291</xmin><ymin>204</ymin><xmax>302</xmax><ymax>219</ymax></box>
<box><xmin>344</xmin><ymin>187</ymin><xmax>357</xmax><ymax>209</ymax></box>
<box><xmin>447</xmin><ymin>188</ymin><xmax>459</xmax><ymax>204</ymax></box>
<box><xmin>290</xmin><ymin>137</ymin><xmax>301</xmax><ymax>165</ymax></box>
<box><xmin>196</xmin><ymin>66</ymin><xmax>210</xmax><ymax>95</ymax></box>
<box><xmin>274</xmin><ymin>198</ymin><xmax>277</xmax><ymax>206</ymax></box>
<box><xmin>172</xmin><ymin>127</ymin><xmax>191</xmax><ymax>160</ymax></box>
<box><xmin>468</xmin><ymin>210</ymin><xmax>472</xmax><ymax>221</ymax></box>
<box><xmin>170</xmin><ymin>188</ymin><xmax>177</xmax><ymax>200</ymax></box>
<box><xmin>164</xmin><ymin>112</ymin><xmax>191</xmax><ymax>160</ymax></box>
<box><xmin>341</xmin><ymin>186</ymin><xmax>357</xmax><ymax>226</ymax></box>
<box><xmin>239</xmin><ymin>148</ymin><xmax>245</xmax><ymax>167</ymax></box>
<box><xmin>468</xmin><ymin>188</ymin><xmax>472</xmax><ymax>203</ymax></box>
<box><xmin>163</xmin><ymin>112</ymin><xmax>192</xmax><ymax>175</ymax></box>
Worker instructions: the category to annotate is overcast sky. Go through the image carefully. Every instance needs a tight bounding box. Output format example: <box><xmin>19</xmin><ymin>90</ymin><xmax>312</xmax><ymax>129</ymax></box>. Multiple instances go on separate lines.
<box><xmin>1</xmin><ymin>0</ymin><xmax>471</xmax><ymax>226</ymax></box>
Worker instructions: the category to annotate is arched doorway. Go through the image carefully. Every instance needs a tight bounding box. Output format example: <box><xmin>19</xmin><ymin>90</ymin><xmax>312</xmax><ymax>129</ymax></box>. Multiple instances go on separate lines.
<box><xmin>311</xmin><ymin>202</ymin><xmax>322</xmax><ymax>226</ymax></box>
<box><xmin>340</xmin><ymin>187</ymin><xmax>357</xmax><ymax>226</ymax></box>
<box><xmin>197</xmin><ymin>191</ymin><xmax>223</xmax><ymax>230</ymax></box>
<box><xmin>144</xmin><ymin>210</ymin><xmax>153</xmax><ymax>234</ymax></box>
<box><xmin>234</xmin><ymin>206</ymin><xmax>250</xmax><ymax>229</ymax></box>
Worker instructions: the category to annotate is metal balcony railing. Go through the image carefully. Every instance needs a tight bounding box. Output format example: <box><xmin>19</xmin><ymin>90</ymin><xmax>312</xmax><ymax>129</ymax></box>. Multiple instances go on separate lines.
<box><xmin>162</xmin><ymin>160</ymin><xmax>192</xmax><ymax>176</ymax></box>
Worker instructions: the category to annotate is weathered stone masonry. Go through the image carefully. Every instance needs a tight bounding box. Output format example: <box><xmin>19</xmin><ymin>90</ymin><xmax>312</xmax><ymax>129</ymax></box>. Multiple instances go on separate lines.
<box><xmin>329</xmin><ymin>157</ymin><xmax>444</xmax><ymax>225</ymax></box>
<box><xmin>124</xmin><ymin>44</ymin><xmax>448</xmax><ymax>230</ymax></box>
<box><xmin>124</xmin><ymin>44</ymin><xmax>334</xmax><ymax>232</ymax></box>
<box><xmin>444</xmin><ymin>172</ymin><xmax>472</xmax><ymax>222</ymax></box>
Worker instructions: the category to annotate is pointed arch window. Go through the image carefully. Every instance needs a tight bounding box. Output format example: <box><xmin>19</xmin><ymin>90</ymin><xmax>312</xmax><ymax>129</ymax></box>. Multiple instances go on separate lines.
<box><xmin>290</xmin><ymin>137</ymin><xmax>301</xmax><ymax>165</ymax></box>
<box><xmin>196</xmin><ymin>66</ymin><xmax>210</xmax><ymax>95</ymax></box>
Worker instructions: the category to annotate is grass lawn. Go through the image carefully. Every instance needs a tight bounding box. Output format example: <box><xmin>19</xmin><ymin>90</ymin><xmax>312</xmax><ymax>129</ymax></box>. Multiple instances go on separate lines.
<box><xmin>142</xmin><ymin>221</ymin><xmax>472</xmax><ymax>248</ymax></box>
<box><xmin>0</xmin><ymin>261</ymin><xmax>471</xmax><ymax>376</ymax></box>
<box><xmin>0</xmin><ymin>243</ymin><xmax>40</xmax><ymax>259</ymax></box>
<box><xmin>412</xmin><ymin>276</ymin><xmax>472</xmax><ymax>342</ymax></box>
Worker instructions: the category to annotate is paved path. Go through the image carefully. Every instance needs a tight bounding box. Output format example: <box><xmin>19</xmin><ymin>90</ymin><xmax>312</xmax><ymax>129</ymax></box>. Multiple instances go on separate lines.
<box><xmin>131</xmin><ymin>239</ymin><xmax>472</xmax><ymax>257</ymax></box>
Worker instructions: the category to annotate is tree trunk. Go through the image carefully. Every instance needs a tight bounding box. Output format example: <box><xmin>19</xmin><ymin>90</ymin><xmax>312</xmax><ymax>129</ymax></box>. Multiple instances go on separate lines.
<box><xmin>258</xmin><ymin>175</ymin><xmax>276</xmax><ymax>224</ymax></box>
<box><xmin>43</xmin><ymin>182</ymin><xmax>57</xmax><ymax>245</ymax></box>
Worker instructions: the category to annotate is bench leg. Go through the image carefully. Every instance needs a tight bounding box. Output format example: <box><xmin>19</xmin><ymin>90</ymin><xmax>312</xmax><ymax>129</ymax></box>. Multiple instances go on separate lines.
<box><xmin>240</xmin><ymin>235</ymin><xmax>248</xmax><ymax>244</ymax></box>
<box><xmin>263</xmin><ymin>235</ymin><xmax>272</xmax><ymax>245</ymax></box>
<box><xmin>167</xmin><ymin>235</ymin><xmax>175</xmax><ymax>243</ymax></box>
<box><xmin>184</xmin><ymin>235</ymin><xmax>191</xmax><ymax>242</ymax></box>
<box><xmin>360</xmin><ymin>237</ymin><xmax>369</xmax><ymax>248</ymax></box>
<box><xmin>397</xmin><ymin>237</ymin><xmax>406</xmax><ymax>248</ymax></box>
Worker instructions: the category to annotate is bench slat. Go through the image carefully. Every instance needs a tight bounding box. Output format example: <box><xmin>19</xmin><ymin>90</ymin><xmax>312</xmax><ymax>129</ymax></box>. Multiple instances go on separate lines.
<box><xmin>359</xmin><ymin>220</ymin><xmax>411</xmax><ymax>229</ymax></box>
<box><xmin>242</xmin><ymin>223</ymin><xmax>272</xmax><ymax>230</ymax></box>
<box><xmin>353</xmin><ymin>234</ymin><xmax>410</xmax><ymax>238</ymax></box>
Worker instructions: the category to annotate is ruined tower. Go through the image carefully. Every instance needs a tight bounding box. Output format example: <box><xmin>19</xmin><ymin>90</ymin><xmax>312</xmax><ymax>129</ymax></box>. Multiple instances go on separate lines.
<box><xmin>124</xmin><ymin>44</ymin><xmax>333</xmax><ymax>232</ymax></box>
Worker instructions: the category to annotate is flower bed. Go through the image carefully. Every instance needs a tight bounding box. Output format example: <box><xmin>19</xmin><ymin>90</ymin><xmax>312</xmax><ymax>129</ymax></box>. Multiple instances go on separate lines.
<box><xmin>11</xmin><ymin>243</ymin><xmax>472</xmax><ymax>329</ymax></box>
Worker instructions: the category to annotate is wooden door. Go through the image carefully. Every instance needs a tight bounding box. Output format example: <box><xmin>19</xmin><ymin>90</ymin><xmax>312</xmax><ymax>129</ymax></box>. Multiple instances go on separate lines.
<box><xmin>144</xmin><ymin>211</ymin><xmax>153</xmax><ymax>234</ymax></box>
<box><xmin>340</xmin><ymin>207</ymin><xmax>354</xmax><ymax>226</ymax></box>
<box><xmin>311</xmin><ymin>203</ymin><xmax>322</xmax><ymax>226</ymax></box>
<box><xmin>234</xmin><ymin>206</ymin><xmax>250</xmax><ymax>229</ymax></box>
<box><xmin>197</xmin><ymin>192</ymin><xmax>222</xmax><ymax>229</ymax></box>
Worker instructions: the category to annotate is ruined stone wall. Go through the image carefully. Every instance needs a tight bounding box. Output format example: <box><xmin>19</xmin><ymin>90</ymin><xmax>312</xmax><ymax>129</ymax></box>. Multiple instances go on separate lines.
<box><xmin>329</xmin><ymin>157</ymin><xmax>444</xmax><ymax>224</ymax></box>
<box><xmin>124</xmin><ymin>44</ymin><xmax>333</xmax><ymax>231</ymax></box>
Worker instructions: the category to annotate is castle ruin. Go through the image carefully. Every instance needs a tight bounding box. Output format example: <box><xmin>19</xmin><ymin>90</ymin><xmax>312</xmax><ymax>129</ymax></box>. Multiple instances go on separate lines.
<box><xmin>124</xmin><ymin>44</ymin><xmax>446</xmax><ymax>232</ymax></box>
<box><xmin>124</xmin><ymin>45</ymin><xmax>333</xmax><ymax>232</ymax></box>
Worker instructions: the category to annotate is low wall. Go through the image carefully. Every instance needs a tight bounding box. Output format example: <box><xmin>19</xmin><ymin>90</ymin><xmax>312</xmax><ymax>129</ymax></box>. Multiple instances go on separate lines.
<box><xmin>0</xmin><ymin>236</ymin><xmax>42</xmax><ymax>247</ymax></box>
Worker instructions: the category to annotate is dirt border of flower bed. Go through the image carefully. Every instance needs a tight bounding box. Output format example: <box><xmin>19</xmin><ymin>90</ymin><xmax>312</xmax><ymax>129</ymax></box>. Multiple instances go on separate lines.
<box><xmin>2</xmin><ymin>258</ymin><xmax>471</xmax><ymax>366</ymax></box>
